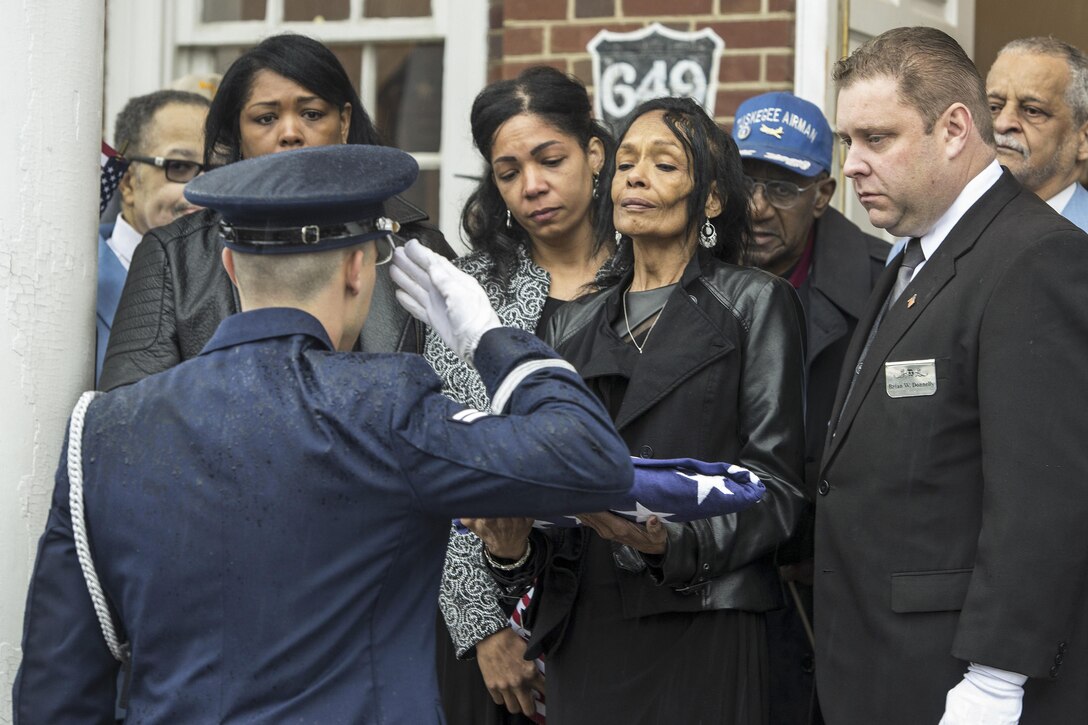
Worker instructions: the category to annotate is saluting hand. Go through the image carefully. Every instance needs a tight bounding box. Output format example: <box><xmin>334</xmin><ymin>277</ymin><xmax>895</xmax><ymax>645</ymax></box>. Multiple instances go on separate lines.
<box><xmin>390</xmin><ymin>239</ymin><xmax>500</xmax><ymax>363</ymax></box>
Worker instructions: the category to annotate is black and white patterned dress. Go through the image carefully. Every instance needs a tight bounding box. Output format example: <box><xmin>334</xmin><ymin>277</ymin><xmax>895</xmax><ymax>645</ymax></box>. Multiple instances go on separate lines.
<box><xmin>426</xmin><ymin>245</ymin><xmax>552</xmax><ymax>657</ymax></box>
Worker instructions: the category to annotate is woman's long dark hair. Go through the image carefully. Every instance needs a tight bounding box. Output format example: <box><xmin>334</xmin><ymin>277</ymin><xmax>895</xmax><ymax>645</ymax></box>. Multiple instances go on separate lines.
<box><xmin>598</xmin><ymin>96</ymin><xmax>751</xmax><ymax>287</ymax></box>
<box><xmin>203</xmin><ymin>33</ymin><xmax>381</xmax><ymax>167</ymax></box>
<box><xmin>461</xmin><ymin>66</ymin><xmax>614</xmax><ymax>286</ymax></box>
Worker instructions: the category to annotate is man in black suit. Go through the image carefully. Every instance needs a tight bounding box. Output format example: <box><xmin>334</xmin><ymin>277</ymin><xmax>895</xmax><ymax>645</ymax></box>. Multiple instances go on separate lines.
<box><xmin>816</xmin><ymin>26</ymin><xmax>1088</xmax><ymax>724</ymax></box>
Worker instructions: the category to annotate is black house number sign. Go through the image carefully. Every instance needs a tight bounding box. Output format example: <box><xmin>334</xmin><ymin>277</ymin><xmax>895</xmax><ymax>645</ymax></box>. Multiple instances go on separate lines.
<box><xmin>589</xmin><ymin>23</ymin><xmax>725</xmax><ymax>131</ymax></box>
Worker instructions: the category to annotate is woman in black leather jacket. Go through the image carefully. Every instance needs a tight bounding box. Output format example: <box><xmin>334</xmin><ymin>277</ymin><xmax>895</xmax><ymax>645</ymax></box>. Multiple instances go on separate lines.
<box><xmin>99</xmin><ymin>34</ymin><xmax>452</xmax><ymax>391</ymax></box>
<box><xmin>465</xmin><ymin>97</ymin><xmax>806</xmax><ymax>724</ymax></box>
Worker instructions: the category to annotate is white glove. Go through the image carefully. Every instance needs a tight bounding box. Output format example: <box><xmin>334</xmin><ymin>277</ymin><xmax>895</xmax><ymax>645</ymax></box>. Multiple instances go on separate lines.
<box><xmin>390</xmin><ymin>239</ymin><xmax>500</xmax><ymax>363</ymax></box>
<box><xmin>939</xmin><ymin>663</ymin><xmax>1026</xmax><ymax>725</ymax></box>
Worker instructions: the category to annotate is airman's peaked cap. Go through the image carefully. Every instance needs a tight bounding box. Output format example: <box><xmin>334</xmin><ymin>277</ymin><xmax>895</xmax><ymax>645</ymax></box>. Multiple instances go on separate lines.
<box><xmin>184</xmin><ymin>145</ymin><xmax>419</xmax><ymax>254</ymax></box>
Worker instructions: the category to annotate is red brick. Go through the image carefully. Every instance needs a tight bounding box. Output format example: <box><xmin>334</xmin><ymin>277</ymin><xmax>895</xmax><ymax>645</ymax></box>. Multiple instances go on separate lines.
<box><xmin>721</xmin><ymin>0</ymin><xmax>761</xmax><ymax>12</ymax></box>
<box><xmin>662</xmin><ymin>21</ymin><xmax>693</xmax><ymax>32</ymax></box>
<box><xmin>719</xmin><ymin>54</ymin><xmax>760</xmax><ymax>84</ymax></box>
<box><xmin>551</xmin><ymin>23</ymin><xmax>641</xmax><ymax>54</ymax></box>
<box><xmin>505</xmin><ymin>0</ymin><xmax>567</xmax><ymax>21</ymax></box>
<box><xmin>489</xmin><ymin>0</ymin><xmax>503</xmax><ymax>29</ymax></box>
<box><xmin>575</xmin><ymin>0</ymin><xmax>616</xmax><ymax>17</ymax></box>
<box><xmin>706</xmin><ymin>19</ymin><xmax>794</xmax><ymax>50</ymax></box>
<box><xmin>765</xmin><ymin>53</ymin><xmax>794</xmax><ymax>82</ymax></box>
<box><xmin>488</xmin><ymin>63</ymin><xmax>504</xmax><ymax>84</ymax></box>
<box><xmin>623</xmin><ymin>0</ymin><xmax>711</xmax><ymax>15</ymax></box>
<box><xmin>716</xmin><ymin>89</ymin><xmax>769</xmax><ymax>117</ymax></box>
<box><xmin>502</xmin><ymin>59</ymin><xmax>568</xmax><ymax>79</ymax></box>
<box><xmin>769</xmin><ymin>0</ymin><xmax>796</xmax><ymax>10</ymax></box>
<box><xmin>571</xmin><ymin>59</ymin><xmax>594</xmax><ymax>86</ymax></box>
<box><xmin>504</xmin><ymin>26</ymin><xmax>545</xmax><ymax>55</ymax></box>
<box><xmin>489</xmin><ymin>31</ymin><xmax>503</xmax><ymax>63</ymax></box>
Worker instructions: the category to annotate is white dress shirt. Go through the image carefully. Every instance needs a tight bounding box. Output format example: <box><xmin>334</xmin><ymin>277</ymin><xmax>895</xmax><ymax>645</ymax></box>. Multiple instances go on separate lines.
<box><xmin>909</xmin><ymin>160</ymin><xmax>1004</xmax><ymax>283</ymax></box>
<box><xmin>105</xmin><ymin>215</ymin><xmax>143</xmax><ymax>271</ymax></box>
<box><xmin>1045</xmin><ymin>181</ymin><xmax>1078</xmax><ymax>214</ymax></box>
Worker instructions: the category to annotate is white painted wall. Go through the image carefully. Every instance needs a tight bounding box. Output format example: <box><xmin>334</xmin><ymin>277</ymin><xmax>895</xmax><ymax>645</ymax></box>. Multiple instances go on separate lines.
<box><xmin>0</xmin><ymin>2</ymin><xmax>105</xmax><ymax>720</ymax></box>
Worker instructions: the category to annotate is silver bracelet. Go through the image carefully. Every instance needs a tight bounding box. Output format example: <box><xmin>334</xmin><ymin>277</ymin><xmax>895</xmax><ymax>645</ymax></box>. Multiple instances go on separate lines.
<box><xmin>483</xmin><ymin>540</ymin><xmax>532</xmax><ymax>571</ymax></box>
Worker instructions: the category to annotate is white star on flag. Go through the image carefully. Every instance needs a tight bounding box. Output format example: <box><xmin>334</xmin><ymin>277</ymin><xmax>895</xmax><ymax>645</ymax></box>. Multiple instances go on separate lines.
<box><xmin>532</xmin><ymin>515</ymin><xmax>581</xmax><ymax>529</ymax></box>
<box><xmin>679</xmin><ymin>471</ymin><xmax>735</xmax><ymax>504</ymax></box>
<box><xmin>614</xmin><ymin>501</ymin><xmax>676</xmax><ymax>523</ymax></box>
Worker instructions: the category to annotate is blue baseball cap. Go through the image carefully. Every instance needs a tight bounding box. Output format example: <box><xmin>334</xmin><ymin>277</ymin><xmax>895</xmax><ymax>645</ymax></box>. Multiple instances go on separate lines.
<box><xmin>731</xmin><ymin>92</ymin><xmax>833</xmax><ymax>177</ymax></box>
<box><xmin>185</xmin><ymin>145</ymin><xmax>418</xmax><ymax>254</ymax></box>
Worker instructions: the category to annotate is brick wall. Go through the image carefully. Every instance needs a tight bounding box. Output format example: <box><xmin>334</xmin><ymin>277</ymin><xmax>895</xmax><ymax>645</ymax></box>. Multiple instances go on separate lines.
<box><xmin>489</xmin><ymin>0</ymin><xmax>796</xmax><ymax>127</ymax></box>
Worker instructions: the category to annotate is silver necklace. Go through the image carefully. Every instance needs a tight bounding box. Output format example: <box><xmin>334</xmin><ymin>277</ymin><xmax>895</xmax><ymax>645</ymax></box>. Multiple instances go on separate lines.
<box><xmin>622</xmin><ymin>287</ymin><xmax>668</xmax><ymax>354</ymax></box>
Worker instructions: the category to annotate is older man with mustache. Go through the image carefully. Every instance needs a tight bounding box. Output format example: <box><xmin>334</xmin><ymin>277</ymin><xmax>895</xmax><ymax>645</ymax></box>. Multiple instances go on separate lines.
<box><xmin>986</xmin><ymin>36</ymin><xmax>1088</xmax><ymax>231</ymax></box>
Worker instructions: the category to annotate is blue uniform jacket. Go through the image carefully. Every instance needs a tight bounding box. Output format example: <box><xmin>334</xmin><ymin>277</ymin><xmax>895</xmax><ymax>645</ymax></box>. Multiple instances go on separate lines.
<box><xmin>14</xmin><ymin>307</ymin><xmax>633</xmax><ymax>724</ymax></box>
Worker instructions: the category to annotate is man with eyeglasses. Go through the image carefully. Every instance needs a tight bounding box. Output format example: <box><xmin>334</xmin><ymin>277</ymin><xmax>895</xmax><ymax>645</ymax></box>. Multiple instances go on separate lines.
<box><xmin>731</xmin><ymin>91</ymin><xmax>888</xmax><ymax>725</ymax></box>
<box><xmin>15</xmin><ymin>144</ymin><xmax>634</xmax><ymax>724</ymax></box>
<box><xmin>98</xmin><ymin>90</ymin><xmax>209</xmax><ymax>382</ymax></box>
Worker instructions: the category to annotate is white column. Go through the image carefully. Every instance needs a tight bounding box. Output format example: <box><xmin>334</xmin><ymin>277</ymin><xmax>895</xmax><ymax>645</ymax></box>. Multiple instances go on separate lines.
<box><xmin>0</xmin><ymin>2</ymin><xmax>105</xmax><ymax>717</ymax></box>
<box><xmin>793</xmin><ymin>0</ymin><xmax>834</xmax><ymax>115</ymax></box>
<box><xmin>104</xmin><ymin>0</ymin><xmax>169</xmax><ymax>145</ymax></box>
<box><xmin>436</xmin><ymin>0</ymin><xmax>489</xmax><ymax>252</ymax></box>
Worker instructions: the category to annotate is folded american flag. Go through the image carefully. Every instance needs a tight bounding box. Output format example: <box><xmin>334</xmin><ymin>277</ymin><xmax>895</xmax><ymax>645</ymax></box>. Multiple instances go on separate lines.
<box><xmin>454</xmin><ymin>457</ymin><xmax>763</xmax><ymax>532</ymax></box>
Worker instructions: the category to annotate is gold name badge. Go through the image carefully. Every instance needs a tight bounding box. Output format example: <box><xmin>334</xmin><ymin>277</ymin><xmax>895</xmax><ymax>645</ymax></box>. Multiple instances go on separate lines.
<box><xmin>885</xmin><ymin>359</ymin><xmax>937</xmax><ymax>398</ymax></box>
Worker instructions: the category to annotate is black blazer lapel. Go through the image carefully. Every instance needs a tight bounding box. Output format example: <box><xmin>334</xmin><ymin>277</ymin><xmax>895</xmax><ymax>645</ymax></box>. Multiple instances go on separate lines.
<box><xmin>806</xmin><ymin>212</ymin><xmax>881</xmax><ymax>366</ymax></box>
<box><xmin>823</xmin><ymin>169</ymin><xmax>1022</xmax><ymax>464</ymax></box>
<box><xmin>823</xmin><ymin>258</ymin><xmax>898</xmax><ymax>459</ymax></box>
<box><xmin>612</xmin><ymin>290</ymin><xmax>734</xmax><ymax>430</ymax></box>
<box><xmin>805</xmin><ymin>292</ymin><xmax>849</xmax><ymax>368</ymax></box>
<box><xmin>829</xmin><ymin>250</ymin><xmax>957</xmax><ymax>449</ymax></box>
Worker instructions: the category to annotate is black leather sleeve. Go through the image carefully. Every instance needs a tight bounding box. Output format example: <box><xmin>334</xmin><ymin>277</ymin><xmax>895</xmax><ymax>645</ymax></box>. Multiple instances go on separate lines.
<box><xmin>98</xmin><ymin>210</ymin><xmax>231</xmax><ymax>391</ymax></box>
<box><xmin>652</xmin><ymin>275</ymin><xmax>807</xmax><ymax>589</ymax></box>
<box><xmin>98</xmin><ymin>226</ymin><xmax>181</xmax><ymax>391</ymax></box>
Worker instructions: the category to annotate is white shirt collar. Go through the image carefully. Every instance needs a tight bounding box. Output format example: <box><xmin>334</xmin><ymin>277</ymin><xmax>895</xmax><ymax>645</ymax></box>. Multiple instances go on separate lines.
<box><xmin>1045</xmin><ymin>182</ymin><xmax>1078</xmax><ymax>214</ymax></box>
<box><xmin>918</xmin><ymin>160</ymin><xmax>1004</xmax><ymax>264</ymax></box>
<box><xmin>106</xmin><ymin>215</ymin><xmax>144</xmax><ymax>271</ymax></box>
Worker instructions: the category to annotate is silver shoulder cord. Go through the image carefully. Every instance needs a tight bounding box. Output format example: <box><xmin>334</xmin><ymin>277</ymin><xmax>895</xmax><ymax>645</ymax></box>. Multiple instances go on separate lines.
<box><xmin>67</xmin><ymin>390</ymin><xmax>131</xmax><ymax>664</ymax></box>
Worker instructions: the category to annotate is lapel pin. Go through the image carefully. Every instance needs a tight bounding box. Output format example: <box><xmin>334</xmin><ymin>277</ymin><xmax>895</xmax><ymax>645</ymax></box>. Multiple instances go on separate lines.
<box><xmin>907</xmin><ymin>293</ymin><xmax>917</xmax><ymax>308</ymax></box>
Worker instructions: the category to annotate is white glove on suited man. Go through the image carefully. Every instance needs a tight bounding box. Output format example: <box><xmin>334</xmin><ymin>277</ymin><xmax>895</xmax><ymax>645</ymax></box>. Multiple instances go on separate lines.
<box><xmin>938</xmin><ymin>663</ymin><xmax>1027</xmax><ymax>725</ymax></box>
<box><xmin>390</xmin><ymin>239</ymin><xmax>500</xmax><ymax>363</ymax></box>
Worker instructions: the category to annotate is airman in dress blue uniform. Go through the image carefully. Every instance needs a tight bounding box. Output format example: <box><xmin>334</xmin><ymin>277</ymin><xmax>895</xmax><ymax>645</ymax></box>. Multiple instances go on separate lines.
<box><xmin>13</xmin><ymin>144</ymin><xmax>634</xmax><ymax>724</ymax></box>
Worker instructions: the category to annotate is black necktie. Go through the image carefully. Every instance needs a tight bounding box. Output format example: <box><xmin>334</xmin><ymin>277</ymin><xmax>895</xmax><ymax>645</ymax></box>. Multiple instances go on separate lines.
<box><xmin>889</xmin><ymin>237</ymin><xmax>925</xmax><ymax>306</ymax></box>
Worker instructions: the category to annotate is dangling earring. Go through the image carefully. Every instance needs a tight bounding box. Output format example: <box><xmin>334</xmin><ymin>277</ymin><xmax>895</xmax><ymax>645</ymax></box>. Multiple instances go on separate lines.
<box><xmin>699</xmin><ymin>219</ymin><xmax>717</xmax><ymax>248</ymax></box>
<box><xmin>614</xmin><ymin>230</ymin><xmax>623</xmax><ymax>244</ymax></box>
<box><xmin>592</xmin><ymin>173</ymin><xmax>600</xmax><ymax>199</ymax></box>
<box><xmin>506</xmin><ymin>209</ymin><xmax>512</xmax><ymax>229</ymax></box>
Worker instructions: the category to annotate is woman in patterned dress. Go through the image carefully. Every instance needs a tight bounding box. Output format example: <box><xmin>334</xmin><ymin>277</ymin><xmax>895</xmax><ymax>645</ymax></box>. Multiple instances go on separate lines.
<box><xmin>426</xmin><ymin>66</ymin><xmax>614</xmax><ymax>724</ymax></box>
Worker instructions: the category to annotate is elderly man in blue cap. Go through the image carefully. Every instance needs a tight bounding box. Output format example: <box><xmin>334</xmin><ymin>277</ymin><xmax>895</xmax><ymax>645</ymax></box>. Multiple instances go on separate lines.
<box><xmin>731</xmin><ymin>91</ymin><xmax>888</xmax><ymax>725</ymax></box>
<box><xmin>13</xmin><ymin>144</ymin><xmax>635</xmax><ymax>724</ymax></box>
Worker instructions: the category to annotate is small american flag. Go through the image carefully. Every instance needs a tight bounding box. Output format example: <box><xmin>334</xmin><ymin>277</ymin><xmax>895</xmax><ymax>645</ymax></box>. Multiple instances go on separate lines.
<box><xmin>508</xmin><ymin>586</ymin><xmax>546</xmax><ymax>723</ymax></box>
<box><xmin>100</xmin><ymin>141</ymin><xmax>129</xmax><ymax>215</ymax></box>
